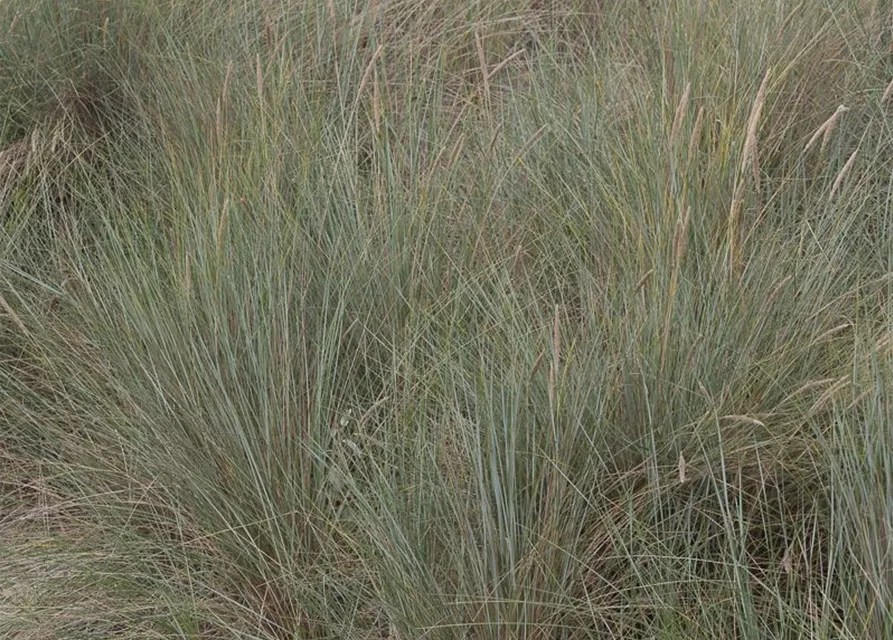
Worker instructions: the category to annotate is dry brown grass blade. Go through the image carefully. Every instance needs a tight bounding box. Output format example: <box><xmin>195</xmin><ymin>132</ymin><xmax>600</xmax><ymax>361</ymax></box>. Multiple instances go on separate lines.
<box><xmin>883</xmin><ymin>77</ymin><xmax>893</xmax><ymax>102</ymax></box>
<box><xmin>742</xmin><ymin>69</ymin><xmax>772</xmax><ymax>192</ymax></box>
<box><xmin>486</xmin><ymin>48</ymin><xmax>526</xmax><ymax>82</ymax></box>
<box><xmin>803</xmin><ymin>105</ymin><xmax>848</xmax><ymax>155</ymax></box>
<box><xmin>776</xmin><ymin>378</ymin><xmax>838</xmax><ymax>410</ymax></box>
<box><xmin>549</xmin><ymin>305</ymin><xmax>561</xmax><ymax>414</ymax></box>
<box><xmin>357</xmin><ymin>44</ymin><xmax>384</xmax><ymax>99</ymax></box>
<box><xmin>782</xmin><ymin>544</ymin><xmax>794</xmax><ymax>575</ymax></box>
<box><xmin>875</xmin><ymin>331</ymin><xmax>893</xmax><ymax>355</ymax></box>
<box><xmin>0</xmin><ymin>139</ymin><xmax>28</xmax><ymax>180</ymax></box>
<box><xmin>216</xmin><ymin>198</ymin><xmax>230</xmax><ymax>258</ymax></box>
<box><xmin>372</xmin><ymin>71</ymin><xmax>382</xmax><ymax>133</ymax></box>
<box><xmin>475</xmin><ymin>30</ymin><xmax>492</xmax><ymax>127</ymax></box>
<box><xmin>255</xmin><ymin>53</ymin><xmax>263</xmax><ymax>100</ymax></box>
<box><xmin>808</xmin><ymin>322</ymin><xmax>852</xmax><ymax>347</ymax></box>
<box><xmin>422</xmin><ymin>129</ymin><xmax>466</xmax><ymax>186</ymax></box>
<box><xmin>475</xmin><ymin>30</ymin><xmax>489</xmax><ymax>94</ymax></box>
<box><xmin>658</xmin><ymin>205</ymin><xmax>691</xmax><ymax>391</ymax></box>
<box><xmin>673</xmin><ymin>205</ymin><xmax>691</xmax><ymax>266</ymax></box>
<box><xmin>807</xmin><ymin>376</ymin><xmax>851</xmax><ymax>416</ymax></box>
<box><xmin>216</xmin><ymin>60</ymin><xmax>234</xmax><ymax>141</ymax></box>
<box><xmin>634</xmin><ymin>268</ymin><xmax>654</xmax><ymax>293</ymax></box>
<box><xmin>727</xmin><ymin>70</ymin><xmax>771</xmax><ymax>280</ymax></box>
<box><xmin>727</xmin><ymin>194</ymin><xmax>744</xmax><ymax>279</ymax></box>
<box><xmin>670</xmin><ymin>82</ymin><xmax>691</xmax><ymax>144</ymax></box>
<box><xmin>530</xmin><ymin>349</ymin><xmax>546</xmax><ymax>381</ymax></box>
<box><xmin>845</xmin><ymin>388</ymin><xmax>872</xmax><ymax>411</ymax></box>
<box><xmin>688</xmin><ymin>104</ymin><xmax>705</xmax><ymax>166</ymax></box>
<box><xmin>0</xmin><ymin>288</ymin><xmax>30</xmax><ymax>338</ymax></box>
<box><xmin>664</xmin><ymin>47</ymin><xmax>675</xmax><ymax>105</ymax></box>
<box><xmin>830</xmin><ymin>148</ymin><xmax>859</xmax><ymax>199</ymax></box>
<box><xmin>182</xmin><ymin>253</ymin><xmax>192</xmax><ymax>301</ymax></box>
<box><xmin>0</xmin><ymin>140</ymin><xmax>28</xmax><ymax>210</ymax></box>
<box><xmin>720</xmin><ymin>415</ymin><xmax>767</xmax><ymax>428</ymax></box>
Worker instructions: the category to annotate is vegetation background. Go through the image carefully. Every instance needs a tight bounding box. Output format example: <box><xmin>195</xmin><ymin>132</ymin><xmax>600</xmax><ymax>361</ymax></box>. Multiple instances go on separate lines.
<box><xmin>1</xmin><ymin>0</ymin><xmax>892</xmax><ymax>638</ymax></box>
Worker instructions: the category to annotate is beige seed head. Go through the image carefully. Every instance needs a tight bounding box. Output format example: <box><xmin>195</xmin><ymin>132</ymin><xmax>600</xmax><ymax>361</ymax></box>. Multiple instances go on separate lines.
<box><xmin>803</xmin><ymin>105</ymin><xmax>848</xmax><ymax>155</ymax></box>
<box><xmin>671</xmin><ymin>82</ymin><xmax>691</xmax><ymax>144</ymax></box>
<box><xmin>720</xmin><ymin>415</ymin><xmax>767</xmax><ymax>428</ymax></box>
<box><xmin>883</xmin><ymin>77</ymin><xmax>893</xmax><ymax>102</ymax></box>
<box><xmin>687</xmin><ymin>105</ymin><xmax>705</xmax><ymax>166</ymax></box>
<box><xmin>742</xmin><ymin>70</ymin><xmax>772</xmax><ymax>191</ymax></box>
<box><xmin>830</xmin><ymin>147</ymin><xmax>859</xmax><ymax>199</ymax></box>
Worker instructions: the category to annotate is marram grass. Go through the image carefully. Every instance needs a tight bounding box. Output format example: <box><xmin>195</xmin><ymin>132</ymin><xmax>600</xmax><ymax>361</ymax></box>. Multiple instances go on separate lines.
<box><xmin>1</xmin><ymin>0</ymin><xmax>892</xmax><ymax>638</ymax></box>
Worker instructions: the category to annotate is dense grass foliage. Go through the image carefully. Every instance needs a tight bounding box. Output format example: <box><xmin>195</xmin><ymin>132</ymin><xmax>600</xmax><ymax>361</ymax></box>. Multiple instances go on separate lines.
<box><xmin>1</xmin><ymin>1</ymin><xmax>892</xmax><ymax>637</ymax></box>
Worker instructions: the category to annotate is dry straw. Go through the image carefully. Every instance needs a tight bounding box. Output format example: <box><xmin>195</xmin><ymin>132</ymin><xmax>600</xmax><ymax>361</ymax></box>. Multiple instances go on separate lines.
<box><xmin>659</xmin><ymin>205</ymin><xmax>690</xmax><ymax>386</ymax></box>
<box><xmin>255</xmin><ymin>53</ymin><xmax>264</xmax><ymax>100</ymax></box>
<box><xmin>216</xmin><ymin>197</ymin><xmax>230</xmax><ymax>258</ymax></box>
<box><xmin>741</xmin><ymin>69</ymin><xmax>771</xmax><ymax>191</ymax></box>
<box><xmin>883</xmin><ymin>77</ymin><xmax>893</xmax><ymax>102</ymax></box>
<box><xmin>803</xmin><ymin>105</ymin><xmax>848</xmax><ymax>155</ymax></box>
<box><xmin>670</xmin><ymin>82</ymin><xmax>691</xmax><ymax>144</ymax></box>
<box><xmin>728</xmin><ymin>69</ymin><xmax>771</xmax><ymax>277</ymax></box>
<box><xmin>357</xmin><ymin>44</ymin><xmax>384</xmax><ymax>99</ymax></box>
<box><xmin>372</xmin><ymin>71</ymin><xmax>382</xmax><ymax>132</ymax></box>
<box><xmin>215</xmin><ymin>60</ymin><xmax>234</xmax><ymax>141</ymax></box>
<box><xmin>0</xmin><ymin>139</ymin><xmax>28</xmax><ymax>222</ymax></box>
<box><xmin>0</xmin><ymin>289</ymin><xmax>29</xmax><ymax>337</ymax></box>
<box><xmin>807</xmin><ymin>322</ymin><xmax>852</xmax><ymax>347</ymax></box>
<box><xmin>0</xmin><ymin>144</ymin><xmax>31</xmax><ymax>336</ymax></box>
<box><xmin>475</xmin><ymin>30</ymin><xmax>491</xmax><ymax>108</ymax></box>
<box><xmin>0</xmin><ymin>139</ymin><xmax>27</xmax><ymax>182</ymax></box>
<box><xmin>807</xmin><ymin>376</ymin><xmax>851</xmax><ymax>417</ymax></box>
<box><xmin>687</xmin><ymin>104</ymin><xmax>705</xmax><ymax>166</ymax></box>
<box><xmin>830</xmin><ymin>148</ymin><xmax>859</xmax><ymax>199</ymax></box>
<box><xmin>876</xmin><ymin>332</ymin><xmax>893</xmax><ymax>355</ymax></box>
<box><xmin>673</xmin><ymin>205</ymin><xmax>691</xmax><ymax>265</ymax></box>
<box><xmin>779</xmin><ymin>378</ymin><xmax>839</xmax><ymax>406</ymax></box>
<box><xmin>548</xmin><ymin>304</ymin><xmax>561</xmax><ymax>416</ymax></box>
<box><xmin>634</xmin><ymin>268</ymin><xmax>654</xmax><ymax>293</ymax></box>
<box><xmin>721</xmin><ymin>415</ymin><xmax>767</xmax><ymax>428</ymax></box>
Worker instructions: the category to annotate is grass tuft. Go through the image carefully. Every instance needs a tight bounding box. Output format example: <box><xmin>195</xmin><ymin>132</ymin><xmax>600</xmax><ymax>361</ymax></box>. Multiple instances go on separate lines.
<box><xmin>2</xmin><ymin>1</ymin><xmax>892</xmax><ymax>638</ymax></box>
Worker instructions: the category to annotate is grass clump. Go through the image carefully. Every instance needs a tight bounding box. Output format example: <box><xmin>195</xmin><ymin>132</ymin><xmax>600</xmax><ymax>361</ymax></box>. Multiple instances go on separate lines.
<box><xmin>1</xmin><ymin>0</ymin><xmax>893</xmax><ymax>638</ymax></box>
